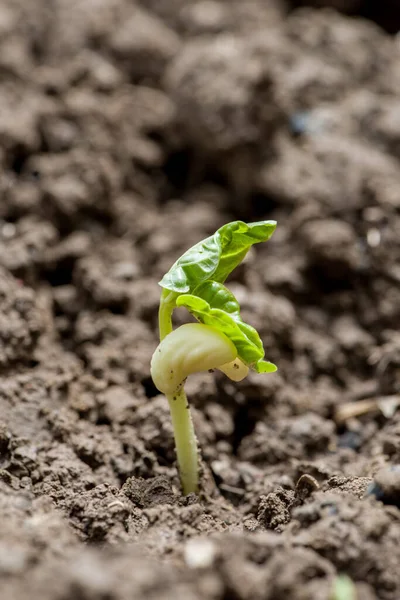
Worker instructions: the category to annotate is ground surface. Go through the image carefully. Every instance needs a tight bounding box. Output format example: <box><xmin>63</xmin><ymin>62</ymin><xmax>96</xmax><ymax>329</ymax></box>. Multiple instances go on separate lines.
<box><xmin>0</xmin><ymin>1</ymin><xmax>400</xmax><ymax>599</ymax></box>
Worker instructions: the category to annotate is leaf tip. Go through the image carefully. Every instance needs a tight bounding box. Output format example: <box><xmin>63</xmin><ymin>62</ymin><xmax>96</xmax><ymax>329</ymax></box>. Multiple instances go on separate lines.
<box><xmin>255</xmin><ymin>360</ymin><xmax>278</xmax><ymax>374</ymax></box>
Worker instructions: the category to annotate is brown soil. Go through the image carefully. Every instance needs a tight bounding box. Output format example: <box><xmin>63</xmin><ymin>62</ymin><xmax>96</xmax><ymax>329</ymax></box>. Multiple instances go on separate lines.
<box><xmin>1</xmin><ymin>1</ymin><xmax>400</xmax><ymax>599</ymax></box>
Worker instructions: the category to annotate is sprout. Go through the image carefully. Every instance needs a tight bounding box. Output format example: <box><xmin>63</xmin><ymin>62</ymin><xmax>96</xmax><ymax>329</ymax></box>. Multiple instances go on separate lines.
<box><xmin>151</xmin><ymin>323</ymin><xmax>239</xmax><ymax>395</ymax></box>
<box><xmin>151</xmin><ymin>220</ymin><xmax>277</xmax><ymax>495</ymax></box>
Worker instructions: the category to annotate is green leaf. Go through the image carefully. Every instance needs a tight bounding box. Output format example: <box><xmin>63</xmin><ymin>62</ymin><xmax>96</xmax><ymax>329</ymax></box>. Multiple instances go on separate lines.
<box><xmin>214</xmin><ymin>220</ymin><xmax>276</xmax><ymax>284</ymax></box>
<box><xmin>159</xmin><ymin>220</ymin><xmax>276</xmax><ymax>294</ymax></box>
<box><xmin>176</xmin><ymin>281</ymin><xmax>277</xmax><ymax>373</ymax></box>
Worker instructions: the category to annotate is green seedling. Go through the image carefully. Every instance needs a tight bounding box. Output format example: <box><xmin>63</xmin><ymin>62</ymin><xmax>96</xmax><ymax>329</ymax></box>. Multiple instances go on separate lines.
<box><xmin>151</xmin><ymin>220</ymin><xmax>277</xmax><ymax>494</ymax></box>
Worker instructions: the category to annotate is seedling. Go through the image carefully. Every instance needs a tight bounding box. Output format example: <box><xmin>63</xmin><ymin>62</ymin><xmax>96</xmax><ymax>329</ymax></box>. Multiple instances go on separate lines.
<box><xmin>151</xmin><ymin>220</ymin><xmax>277</xmax><ymax>494</ymax></box>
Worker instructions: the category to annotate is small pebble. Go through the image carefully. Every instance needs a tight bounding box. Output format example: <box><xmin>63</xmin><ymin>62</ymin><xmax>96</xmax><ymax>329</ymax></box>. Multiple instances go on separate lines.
<box><xmin>366</xmin><ymin>465</ymin><xmax>400</xmax><ymax>506</ymax></box>
<box><xmin>0</xmin><ymin>542</ymin><xmax>27</xmax><ymax>575</ymax></box>
<box><xmin>184</xmin><ymin>538</ymin><xmax>216</xmax><ymax>569</ymax></box>
<box><xmin>337</xmin><ymin>430</ymin><xmax>362</xmax><ymax>450</ymax></box>
<box><xmin>1</xmin><ymin>223</ymin><xmax>16</xmax><ymax>239</ymax></box>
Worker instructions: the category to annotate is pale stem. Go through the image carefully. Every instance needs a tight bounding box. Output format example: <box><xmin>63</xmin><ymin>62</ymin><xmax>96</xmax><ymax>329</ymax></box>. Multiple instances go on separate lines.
<box><xmin>158</xmin><ymin>289</ymin><xmax>198</xmax><ymax>494</ymax></box>
<box><xmin>166</xmin><ymin>387</ymin><xmax>198</xmax><ymax>495</ymax></box>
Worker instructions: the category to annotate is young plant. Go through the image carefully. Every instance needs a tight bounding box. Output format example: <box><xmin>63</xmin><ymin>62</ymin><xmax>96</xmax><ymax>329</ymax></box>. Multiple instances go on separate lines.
<box><xmin>151</xmin><ymin>220</ymin><xmax>277</xmax><ymax>495</ymax></box>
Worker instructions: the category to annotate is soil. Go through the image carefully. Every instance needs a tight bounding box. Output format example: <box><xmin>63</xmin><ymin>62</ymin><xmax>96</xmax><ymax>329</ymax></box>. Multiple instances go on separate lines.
<box><xmin>0</xmin><ymin>1</ymin><xmax>400</xmax><ymax>599</ymax></box>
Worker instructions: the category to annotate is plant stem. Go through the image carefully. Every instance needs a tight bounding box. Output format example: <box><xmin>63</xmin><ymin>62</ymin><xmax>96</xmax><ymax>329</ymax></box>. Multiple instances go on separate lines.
<box><xmin>158</xmin><ymin>289</ymin><xmax>198</xmax><ymax>494</ymax></box>
<box><xmin>166</xmin><ymin>387</ymin><xmax>199</xmax><ymax>495</ymax></box>
<box><xmin>158</xmin><ymin>290</ymin><xmax>176</xmax><ymax>341</ymax></box>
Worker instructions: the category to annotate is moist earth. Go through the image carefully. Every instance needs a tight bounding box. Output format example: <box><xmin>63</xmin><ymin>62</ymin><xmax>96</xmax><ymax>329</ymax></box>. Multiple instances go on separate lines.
<box><xmin>1</xmin><ymin>1</ymin><xmax>400</xmax><ymax>599</ymax></box>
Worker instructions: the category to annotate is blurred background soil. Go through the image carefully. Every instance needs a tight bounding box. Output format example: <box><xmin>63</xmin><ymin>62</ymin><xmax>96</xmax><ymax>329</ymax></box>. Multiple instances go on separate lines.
<box><xmin>0</xmin><ymin>1</ymin><xmax>400</xmax><ymax>599</ymax></box>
